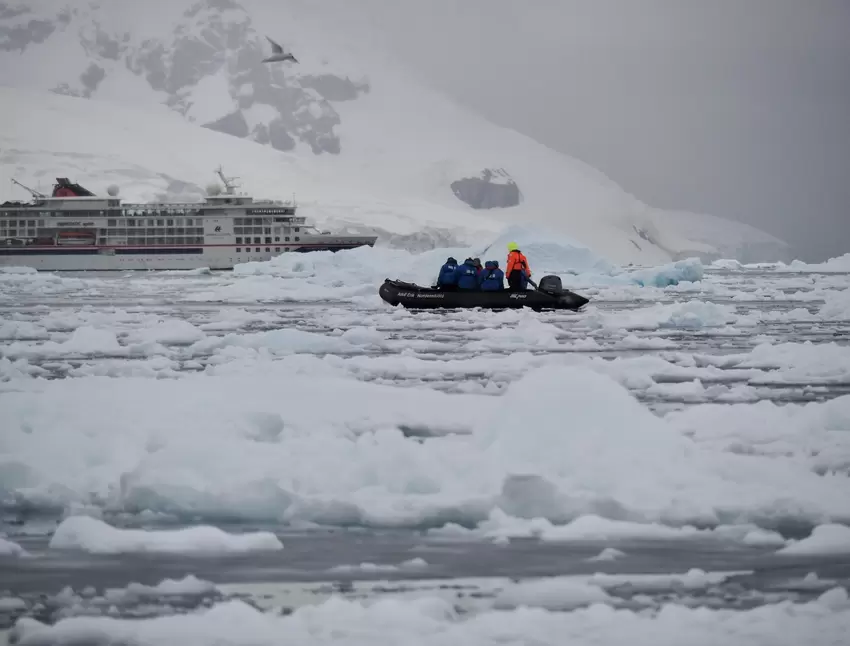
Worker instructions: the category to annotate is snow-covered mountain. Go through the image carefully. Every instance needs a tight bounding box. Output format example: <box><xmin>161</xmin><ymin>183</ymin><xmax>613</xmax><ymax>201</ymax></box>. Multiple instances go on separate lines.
<box><xmin>0</xmin><ymin>0</ymin><xmax>791</xmax><ymax>264</ymax></box>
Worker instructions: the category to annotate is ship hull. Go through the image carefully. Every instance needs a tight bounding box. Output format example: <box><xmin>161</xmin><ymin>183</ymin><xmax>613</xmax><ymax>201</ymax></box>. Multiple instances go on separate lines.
<box><xmin>0</xmin><ymin>241</ymin><xmax>375</xmax><ymax>271</ymax></box>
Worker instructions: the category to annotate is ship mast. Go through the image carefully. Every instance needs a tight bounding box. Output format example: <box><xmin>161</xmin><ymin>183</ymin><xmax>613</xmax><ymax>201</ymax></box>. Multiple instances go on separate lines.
<box><xmin>10</xmin><ymin>178</ymin><xmax>46</xmax><ymax>199</ymax></box>
<box><xmin>214</xmin><ymin>166</ymin><xmax>241</xmax><ymax>195</ymax></box>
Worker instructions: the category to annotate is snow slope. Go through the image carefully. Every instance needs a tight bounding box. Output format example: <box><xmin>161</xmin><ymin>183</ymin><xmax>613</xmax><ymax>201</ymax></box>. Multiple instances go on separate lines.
<box><xmin>0</xmin><ymin>0</ymin><xmax>790</xmax><ymax>264</ymax></box>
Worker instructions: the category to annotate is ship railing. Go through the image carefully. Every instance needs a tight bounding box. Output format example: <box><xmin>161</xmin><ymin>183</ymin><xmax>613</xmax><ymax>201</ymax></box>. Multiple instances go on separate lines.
<box><xmin>120</xmin><ymin>202</ymin><xmax>211</xmax><ymax>211</ymax></box>
<box><xmin>118</xmin><ymin>200</ymin><xmax>295</xmax><ymax>211</ymax></box>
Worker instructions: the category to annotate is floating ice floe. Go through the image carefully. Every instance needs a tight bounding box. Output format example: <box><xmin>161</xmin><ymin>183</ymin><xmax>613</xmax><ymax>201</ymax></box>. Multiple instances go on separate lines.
<box><xmin>0</xmin><ymin>536</ymin><xmax>29</xmax><ymax>557</ymax></box>
<box><xmin>3</xmin><ymin>364</ymin><xmax>849</xmax><ymax>535</ymax></box>
<box><xmin>780</xmin><ymin>253</ymin><xmax>850</xmax><ymax>273</ymax></box>
<box><xmin>48</xmin><ymin>517</ymin><xmax>284</xmax><ymax>554</ymax></box>
<box><xmin>777</xmin><ymin>524</ymin><xmax>850</xmax><ymax>556</ymax></box>
<box><xmin>7</xmin><ymin>586</ymin><xmax>850</xmax><ymax>646</ymax></box>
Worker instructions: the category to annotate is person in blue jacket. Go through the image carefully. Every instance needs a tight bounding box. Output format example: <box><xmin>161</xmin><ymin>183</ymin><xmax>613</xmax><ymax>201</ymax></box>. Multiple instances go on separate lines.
<box><xmin>455</xmin><ymin>257</ymin><xmax>480</xmax><ymax>290</ymax></box>
<box><xmin>436</xmin><ymin>256</ymin><xmax>459</xmax><ymax>290</ymax></box>
<box><xmin>478</xmin><ymin>260</ymin><xmax>505</xmax><ymax>291</ymax></box>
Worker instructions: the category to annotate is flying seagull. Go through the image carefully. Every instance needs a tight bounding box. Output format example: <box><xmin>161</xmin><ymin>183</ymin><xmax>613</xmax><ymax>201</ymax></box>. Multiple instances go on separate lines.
<box><xmin>262</xmin><ymin>36</ymin><xmax>298</xmax><ymax>63</ymax></box>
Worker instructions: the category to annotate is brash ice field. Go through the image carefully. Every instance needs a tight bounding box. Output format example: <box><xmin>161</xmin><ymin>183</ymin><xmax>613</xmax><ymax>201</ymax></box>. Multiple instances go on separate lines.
<box><xmin>2</xmin><ymin>253</ymin><xmax>850</xmax><ymax>645</ymax></box>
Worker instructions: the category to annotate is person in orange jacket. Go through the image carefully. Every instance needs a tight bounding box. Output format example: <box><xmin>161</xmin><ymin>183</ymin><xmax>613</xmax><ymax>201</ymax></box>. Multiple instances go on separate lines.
<box><xmin>505</xmin><ymin>242</ymin><xmax>532</xmax><ymax>290</ymax></box>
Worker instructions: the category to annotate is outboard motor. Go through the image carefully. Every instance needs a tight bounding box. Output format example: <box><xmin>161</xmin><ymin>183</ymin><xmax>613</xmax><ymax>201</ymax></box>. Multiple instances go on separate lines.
<box><xmin>538</xmin><ymin>274</ymin><xmax>563</xmax><ymax>295</ymax></box>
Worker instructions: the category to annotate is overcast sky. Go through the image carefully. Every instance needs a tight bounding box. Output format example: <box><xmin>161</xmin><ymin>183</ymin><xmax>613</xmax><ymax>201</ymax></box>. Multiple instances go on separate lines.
<box><xmin>352</xmin><ymin>0</ymin><xmax>850</xmax><ymax>261</ymax></box>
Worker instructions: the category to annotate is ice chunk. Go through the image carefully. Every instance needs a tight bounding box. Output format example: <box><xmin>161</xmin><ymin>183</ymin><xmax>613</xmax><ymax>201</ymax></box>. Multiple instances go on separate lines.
<box><xmin>783</xmin><ymin>252</ymin><xmax>850</xmax><ymax>273</ymax></box>
<box><xmin>0</xmin><ymin>320</ymin><xmax>49</xmax><ymax>340</ymax></box>
<box><xmin>108</xmin><ymin>575</ymin><xmax>217</xmax><ymax>600</ymax></box>
<box><xmin>481</xmin><ymin>224</ymin><xmax>615</xmax><ymax>274</ymax></box>
<box><xmin>48</xmin><ymin>516</ymin><xmax>283</xmax><ymax>554</ymax></box>
<box><xmin>586</xmin><ymin>547</ymin><xmax>626</xmax><ymax>562</ymax></box>
<box><xmin>0</xmin><ymin>596</ymin><xmax>27</xmax><ymax>611</ymax></box>
<box><xmin>627</xmin><ymin>257</ymin><xmax>704</xmax><ymax>287</ymax></box>
<box><xmin>7</xmin><ymin>582</ymin><xmax>850</xmax><ymax>645</ymax></box>
<box><xmin>819</xmin><ymin>289</ymin><xmax>850</xmax><ymax>320</ymax></box>
<box><xmin>711</xmin><ymin>259</ymin><xmax>743</xmax><ymax>270</ymax></box>
<box><xmin>817</xmin><ymin>587</ymin><xmax>850</xmax><ymax>610</ymax></box>
<box><xmin>0</xmin><ymin>536</ymin><xmax>29</xmax><ymax>557</ymax></box>
<box><xmin>125</xmin><ymin>319</ymin><xmax>206</xmax><ymax>345</ymax></box>
<box><xmin>587</xmin><ymin>299</ymin><xmax>738</xmax><ymax>330</ymax></box>
<box><xmin>777</xmin><ymin>524</ymin><xmax>850</xmax><ymax>556</ymax></box>
<box><xmin>494</xmin><ymin>577</ymin><xmax>612</xmax><ymax>610</ymax></box>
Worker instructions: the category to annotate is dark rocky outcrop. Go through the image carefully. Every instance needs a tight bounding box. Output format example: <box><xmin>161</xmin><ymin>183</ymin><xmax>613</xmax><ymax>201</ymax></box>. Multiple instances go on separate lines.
<box><xmin>450</xmin><ymin>168</ymin><xmax>522</xmax><ymax>209</ymax></box>
<box><xmin>0</xmin><ymin>2</ymin><xmax>67</xmax><ymax>52</ymax></box>
<box><xmin>120</xmin><ymin>0</ymin><xmax>369</xmax><ymax>154</ymax></box>
<box><xmin>203</xmin><ymin>110</ymin><xmax>249</xmax><ymax>139</ymax></box>
<box><xmin>79</xmin><ymin>63</ymin><xmax>105</xmax><ymax>97</ymax></box>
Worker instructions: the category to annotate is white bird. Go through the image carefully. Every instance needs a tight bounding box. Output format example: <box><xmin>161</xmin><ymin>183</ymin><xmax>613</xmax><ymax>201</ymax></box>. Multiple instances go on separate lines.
<box><xmin>262</xmin><ymin>36</ymin><xmax>298</xmax><ymax>63</ymax></box>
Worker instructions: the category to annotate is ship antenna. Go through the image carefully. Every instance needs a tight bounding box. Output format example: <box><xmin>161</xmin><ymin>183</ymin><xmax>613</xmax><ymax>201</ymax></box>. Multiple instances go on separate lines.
<box><xmin>214</xmin><ymin>165</ymin><xmax>241</xmax><ymax>195</ymax></box>
<box><xmin>11</xmin><ymin>177</ymin><xmax>46</xmax><ymax>199</ymax></box>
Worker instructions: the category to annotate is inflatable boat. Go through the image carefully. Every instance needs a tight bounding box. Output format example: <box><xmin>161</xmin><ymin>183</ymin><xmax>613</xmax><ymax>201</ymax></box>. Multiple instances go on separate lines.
<box><xmin>378</xmin><ymin>275</ymin><xmax>589</xmax><ymax>311</ymax></box>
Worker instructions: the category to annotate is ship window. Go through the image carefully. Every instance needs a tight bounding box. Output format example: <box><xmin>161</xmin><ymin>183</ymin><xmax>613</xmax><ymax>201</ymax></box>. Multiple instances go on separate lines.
<box><xmin>253</xmin><ymin>218</ymin><xmax>262</xmax><ymax>225</ymax></box>
<box><xmin>285</xmin><ymin>247</ymin><xmax>290</xmax><ymax>252</ymax></box>
<box><xmin>235</xmin><ymin>237</ymin><xmax>242</xmax><ymax>244</ymax></box>
<box><xmin>236</xmin><ymin>248</ymin><xmax>241</xmax><ymax>253</ymax></box>
<box><xmin>264</xmin><ymin>237</ymin><xmax>271</xmax><ymax>244</ymax></box>
<box><xmin>294</xmin><ymin>227</ymin><xmax>300</xmax><ymax>232</ymax></box>
<box><xmin>255</xmin><ymin>247</ymin><xmax>260</xmax><ymax>252</ymax></box>
<box><xmin>186</xmin><ymin>218</ymin><xmax>193</xmax><ymax>226</ymax></box>
<box><xmin>264</xmin><ymin>227</ymin><xmax>270</xmax><ymax>234</ymax></box>
<box><xmin>156</xmin><ymin>219</ymin><xmax>164</xmax><ymax>226</ymax></box>
<box><xmin>295</xmin><ymin>237</ymin><xmax>300</xmax><ymax>241</ymax></box>
<box><xmin>274</xmin><ymin>236</ymin><xmax>280</xmax><ymax>242</ymax></box>
<box><xmin>253</xmin><ymin>237</ymin><xmax>260</xmax><ymax>244</ymax></box>
<box><xmin>107</xmin><ymin>220</ymin><xmax>116</xmax><ymax>227</ymax></box>
<box><xmin>167</xmin><ymin>219</ymin><xmax>174</xmax><ymax>226</ymax></box>
<box><xmin>127</xmin><ymin>220</ymin><xmax>135</xmax><ymax>227</ymax></box>
<box><xmin>285</xmin><ymin>237</ymin><xmax>290</xmax><ymax>242</ymax></box>
<box><xmin>265</xmin><ymin>247</ymin><xmax>270</xmax><ymax>252</ymax></box>
<box><xmin>275</xmin><ymin>247</ymin><xmax>280</xmax><ymax>252</ymax></box>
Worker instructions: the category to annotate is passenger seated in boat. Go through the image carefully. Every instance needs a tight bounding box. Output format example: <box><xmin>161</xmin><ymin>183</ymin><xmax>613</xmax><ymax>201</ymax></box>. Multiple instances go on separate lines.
<box><xmin>456</xmin><ymin>257</ymin><xmax>480</xmax><ymax>290</ymax></box>
<box><xmin>436</xmin><ymin>256</ymin><xmax>459</xmax><ymax>291</ymax></box>
<box><xmin>478</xmin><ymin>260</ymin><xmax>504</xmax><ymax>291</ymax></box>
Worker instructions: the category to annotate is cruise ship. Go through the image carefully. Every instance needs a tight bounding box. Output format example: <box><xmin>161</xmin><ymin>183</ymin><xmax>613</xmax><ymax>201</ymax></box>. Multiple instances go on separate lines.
<box><xmin>0</xmin><ymin>168</ymin><xmax>377</xmax><ymax>271</ymax></box>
